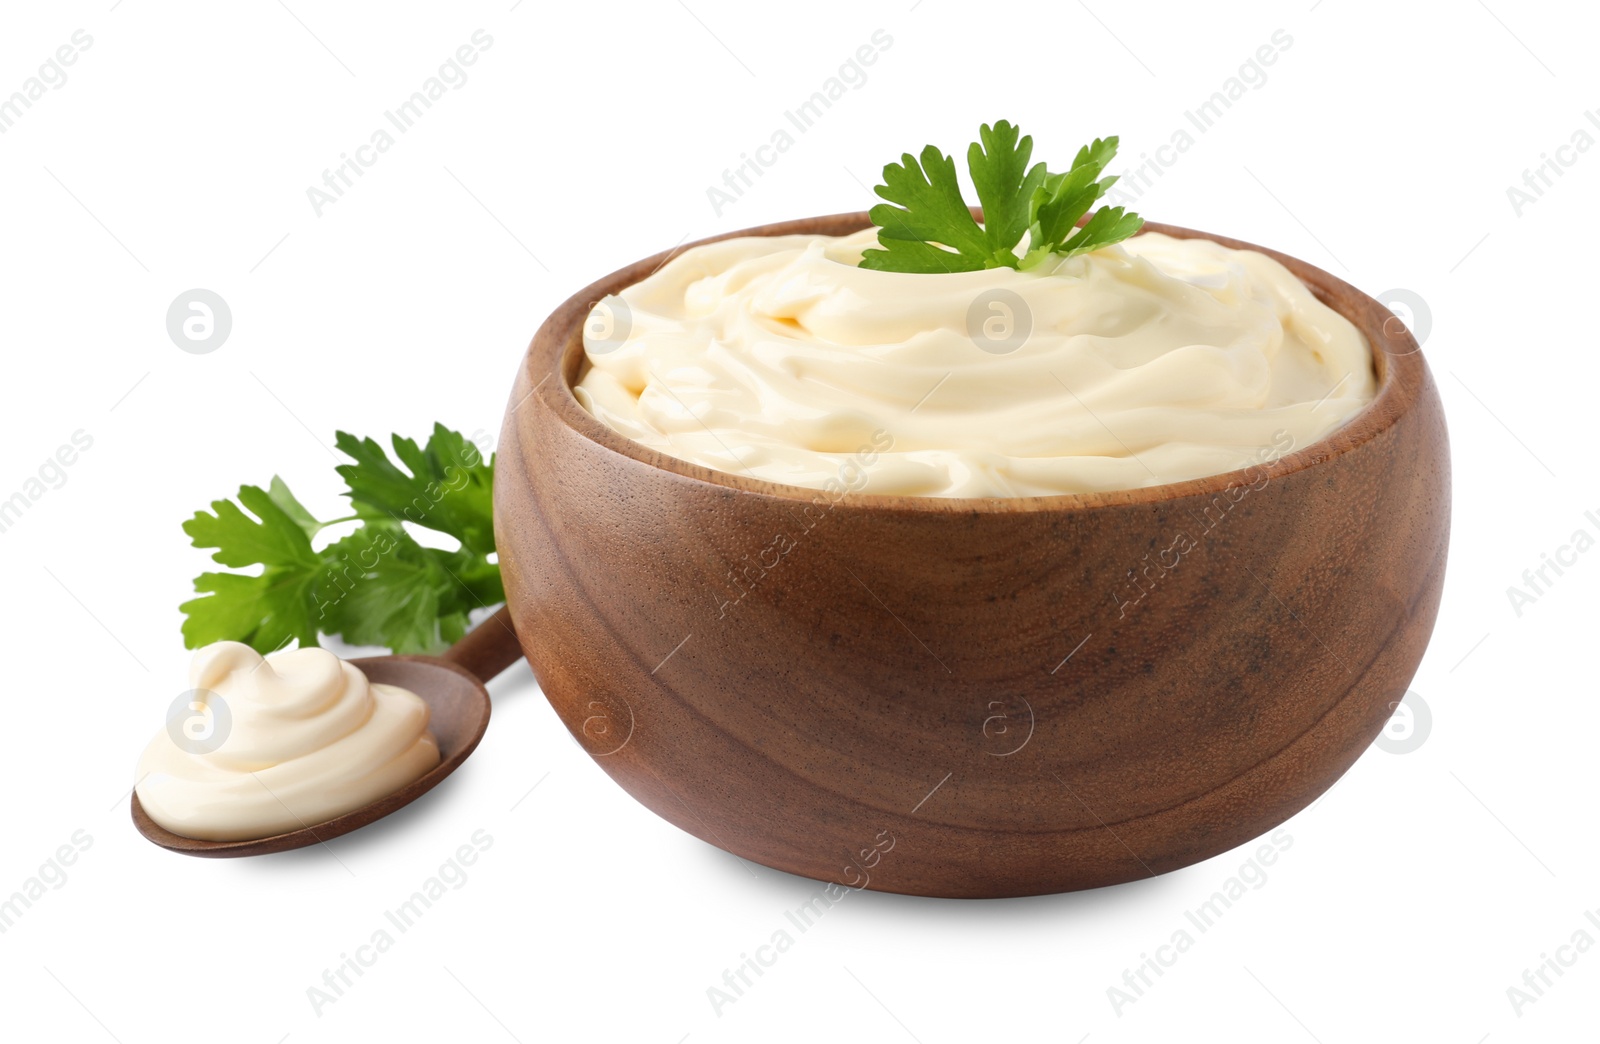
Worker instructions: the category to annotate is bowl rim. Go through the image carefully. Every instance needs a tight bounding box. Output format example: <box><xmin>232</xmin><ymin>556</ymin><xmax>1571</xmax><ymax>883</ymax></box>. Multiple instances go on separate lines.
<box><xmin>517</xmin><ymin>211</ymin><xmax>1423</xmax><ymax>513</ymax></box>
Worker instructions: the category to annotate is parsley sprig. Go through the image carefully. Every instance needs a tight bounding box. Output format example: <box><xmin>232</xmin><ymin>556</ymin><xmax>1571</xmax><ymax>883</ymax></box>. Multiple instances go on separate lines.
<box><xmin>859</xmin><ymin>121</ymin><xmax>1142</xmax><ymax>274</ymax></box>
<box><xmin>179</xmin><ymin>424</ymin><xmax>502</xmax><ymax>655</ymax></box>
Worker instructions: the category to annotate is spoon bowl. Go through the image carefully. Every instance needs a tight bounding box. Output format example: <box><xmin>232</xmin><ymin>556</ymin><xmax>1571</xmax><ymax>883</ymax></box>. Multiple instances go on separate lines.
<box><xmin>132</xmin><ymin>609</ymin><xmax>521</xmax><ymax>857</ymax></box>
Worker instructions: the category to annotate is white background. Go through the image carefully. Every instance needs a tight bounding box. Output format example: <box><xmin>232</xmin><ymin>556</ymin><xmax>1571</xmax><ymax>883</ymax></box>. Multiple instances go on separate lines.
<box><xmin>0</xmin><ymin>0</ymin><xmax>1595</xmax><ymax>1040</ymax></box>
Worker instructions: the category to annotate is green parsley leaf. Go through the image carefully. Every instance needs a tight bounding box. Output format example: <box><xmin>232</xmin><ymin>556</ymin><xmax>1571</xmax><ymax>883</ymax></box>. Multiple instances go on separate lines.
<box><xmin>178</xmin><ymin>425</ymin><xmax>503</xmax><ymax>656</ymax></box>
<box><xmin>182</xmin><ymin>482</ymin><xmax>322</xmax><ymax>574</ymax></box>
<box><xmin>334</xmin><ymin>424</ymin><xmax>495</xmax><ymax>556</ymax></box>
<box><xmin>266</xmin><ymin>475</ymin><xmax>323</xmax><ymax>538</ymax></box>
<box><xmin>181</xmin><ymin>571</ymin><xmax>321</xmax><ymax>653</ymax></box>
<box><xmin>859</xmin><ymin>145</ymin><xmax>991</xmax><ymax>273</ymax></box>
<box><xmin>1029</xmin><ymin>137</ymin><xmax>1120</xmax><ymax>247</ymax></box>
<box><xmin>316</xmin><ymin>524</ymin><xmax>463</xmax><ymax>655</ymax></box>
<box><xmin>179</xmin><ymin>484</ymin><xmax>323</xmax><ymax>652</ymax></box>
<box><xmin>967</xmin><ymin>120</ymin><xmax>1047</xmax><ymax>265</ymax></box>
<box><xmin>860</xmin><ymin>122</ymin><xmax>1143</xmax><ymax>274</ymax></box>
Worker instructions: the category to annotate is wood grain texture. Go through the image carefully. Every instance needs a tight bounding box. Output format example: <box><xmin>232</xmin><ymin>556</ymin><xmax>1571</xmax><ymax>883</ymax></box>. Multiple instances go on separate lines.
<box><xmin>494</xmin><ymin>214</ymin><xmax>1451</xmax><ymax>898</ymax></box>
<box><xmin>130</xmin><ymin>607</ymin><xmax>517</xmax><ymax>857</ymax></box>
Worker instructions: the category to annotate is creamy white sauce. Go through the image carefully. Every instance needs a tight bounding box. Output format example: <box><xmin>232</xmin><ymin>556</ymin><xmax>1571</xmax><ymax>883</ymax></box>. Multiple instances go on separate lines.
<box><xmin>574</xmin><ymin>228</ymin><xmax>1375</xmax><ymax>497</ymax></box>
<box><xmin>135</xmin><ymin>643</ymin><xmax>439</xmax><ymax>841</ymax></box>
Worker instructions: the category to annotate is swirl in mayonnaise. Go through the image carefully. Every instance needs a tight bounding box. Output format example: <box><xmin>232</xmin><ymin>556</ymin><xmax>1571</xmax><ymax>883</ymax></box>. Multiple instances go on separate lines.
<box><xmin>135</xmin><ymin>643</ymin><xmax>439</xmax><ymax>841</ymax></box>
<box><xmin>574</xmin><ymin>228</ymin><xmax>1374</xmax><ymax>498</ymax></box>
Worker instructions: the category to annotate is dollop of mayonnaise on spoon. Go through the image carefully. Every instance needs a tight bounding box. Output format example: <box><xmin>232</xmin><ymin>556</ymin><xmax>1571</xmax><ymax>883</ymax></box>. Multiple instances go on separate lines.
<box><xmin>135</xmin><ymin>642</ymin><xmax>440</xmax><ymax>842</ymax></box>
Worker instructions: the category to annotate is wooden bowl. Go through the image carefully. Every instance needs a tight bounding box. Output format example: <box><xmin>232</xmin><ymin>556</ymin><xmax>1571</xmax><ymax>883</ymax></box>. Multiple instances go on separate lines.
<box><xmin>493</xmin><ymin>213</ymin><xmax>1450</xmax><ymax>899</ymax></box>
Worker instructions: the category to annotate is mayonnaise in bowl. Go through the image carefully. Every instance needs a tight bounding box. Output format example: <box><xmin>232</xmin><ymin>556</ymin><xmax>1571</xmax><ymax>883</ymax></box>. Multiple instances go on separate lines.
<box><xmin>573</xmin><ymin>228</ymin><xmax>1374</xmax><ymax>498</ymax></box>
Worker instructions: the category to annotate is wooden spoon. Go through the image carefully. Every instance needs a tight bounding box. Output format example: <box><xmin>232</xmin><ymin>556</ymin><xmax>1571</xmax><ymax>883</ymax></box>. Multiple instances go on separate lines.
<box><xmin>131</xmin><ymin>606</ymin><xmax>524</xmax><ymax>857</ymax></box>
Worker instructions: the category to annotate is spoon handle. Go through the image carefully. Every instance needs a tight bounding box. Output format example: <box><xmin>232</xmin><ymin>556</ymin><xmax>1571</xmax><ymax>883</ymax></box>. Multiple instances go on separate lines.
<box><xmin>440</xmin><ymin>605</ymin><xmax>524</xmax><ymax>684</ymax></box>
